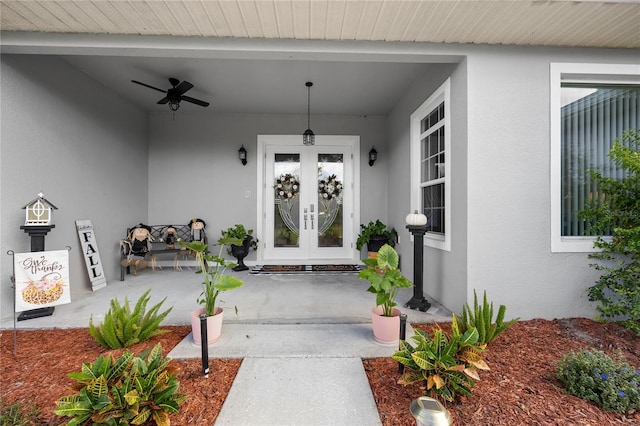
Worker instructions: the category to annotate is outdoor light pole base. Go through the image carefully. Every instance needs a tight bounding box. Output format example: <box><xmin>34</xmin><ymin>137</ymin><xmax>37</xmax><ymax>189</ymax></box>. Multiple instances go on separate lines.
<box><xmin>17</xmin><ymin>307</ymin><xmax>55</xmax><ymax>321</ymax></box>
<box><xmin>405</xmin><ymin>296</ymin><xmax>431</xmax><ymax>312</ymax></box>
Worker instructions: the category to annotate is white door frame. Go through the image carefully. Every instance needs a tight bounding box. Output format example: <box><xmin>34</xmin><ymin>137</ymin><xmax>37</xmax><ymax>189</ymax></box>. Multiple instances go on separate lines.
<box><xmin>257</xmin><ymin>135</ymin><xmax>360</xmax><ymax>264</ymax></box>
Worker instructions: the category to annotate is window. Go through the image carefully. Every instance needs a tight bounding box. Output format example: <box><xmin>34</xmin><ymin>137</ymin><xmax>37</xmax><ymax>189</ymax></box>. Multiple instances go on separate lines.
<box><xmin>411</xmin><ymin>79</ymin><xmax>451</xmax><ymax>251</ymax></box>
<box><xmin>550</xmin><ymin>63</ymin><xmax>640</xmax><ymax>252</ymax></box>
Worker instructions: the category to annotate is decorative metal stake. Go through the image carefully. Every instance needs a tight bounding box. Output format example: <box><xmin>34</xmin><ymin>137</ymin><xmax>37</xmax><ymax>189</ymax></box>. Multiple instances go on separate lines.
<box><xmin>200</xmin><ymin>314</ymin><xmax>209</xmax><ymax>377</ymax></box>
<box><xmin>398</xmin><ymin>313</ymin><xmax>407</xmax><ymax>374</ymax></box>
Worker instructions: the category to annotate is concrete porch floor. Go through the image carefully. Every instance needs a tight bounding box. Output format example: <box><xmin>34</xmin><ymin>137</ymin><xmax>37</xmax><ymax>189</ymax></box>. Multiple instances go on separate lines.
<box><xmin>3</xmin><ymin>267</ymin><xmax>452</xmax><ymax>330</ymax></box>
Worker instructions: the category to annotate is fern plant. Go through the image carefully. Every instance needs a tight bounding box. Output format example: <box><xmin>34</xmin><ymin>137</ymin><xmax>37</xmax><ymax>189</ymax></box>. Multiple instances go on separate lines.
<box><xmin>453</xmin><ymin>289</ymin><xmax>519</xmax><ymax>345</ymax></box>
<box><xmin>54</xmin><ymin>343</ymin><xmax>187</xmax><ymax>425</ymax></box>
<box><xmin>392</xmin><ymin>321</ymin><xmax>489</xmax><ymax>402</ymax></box>
<box><xmin>89</xmin><ymin>288</ymin><xmax>172</xmax><ymax>349</ymax></box>
<box><xmin>0</xmin><ymin>399</ymin><xmax>41</xmax><ymax>426</ymax></box>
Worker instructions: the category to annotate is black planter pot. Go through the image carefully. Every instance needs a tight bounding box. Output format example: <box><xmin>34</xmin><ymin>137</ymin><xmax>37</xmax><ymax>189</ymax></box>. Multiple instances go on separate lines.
<box><xmin>367</xmin><ymin>235</ymin><xmax>391</xmax><ymax>253</ymax></box>
<box><xmin>231</xmin><ymin>236</ymin><xmax>253</xmax><ymax>271</ymax></box>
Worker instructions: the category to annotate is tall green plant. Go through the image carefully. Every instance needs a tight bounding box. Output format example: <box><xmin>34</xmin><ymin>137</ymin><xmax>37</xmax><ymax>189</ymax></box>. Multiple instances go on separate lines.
<box><xmin>453</xmin><ymin>289</ymin><xmax>519</xmax><ymax>345</ymax></box>
<box><xmin>55</xmin><ymin>343</ymin><xmax>187</xmax><ymax>425</ymax></box>
<box><xmin>392</xmin><ymin>321</ymin><xmax>489</xmax><ymax>402</ymax></box>
<box><xmin>579</xmin><ymin>129</ymin><xmax>640</xmax><ymax>335</ymax></box>
<box><xmin>358</xmin><ymin>244</ymin><xmax>413</xmax><ymax>316</ymax></box>
<box><xmin>179</xmin><ymin>237</ymin><xmax>244</xmax><ymax>317</ymax></box>
<box><xmin>89</xmin><ymin>289</ymin><xmax>172</xmax><ymax>349</ymax></box>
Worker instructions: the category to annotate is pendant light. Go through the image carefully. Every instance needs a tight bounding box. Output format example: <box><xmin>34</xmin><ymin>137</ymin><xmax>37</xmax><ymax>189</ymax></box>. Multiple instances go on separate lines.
<box><xmin>303</xmin><ymin>81</ymin><xmax>315</xmax><ymax>146</ymax></box>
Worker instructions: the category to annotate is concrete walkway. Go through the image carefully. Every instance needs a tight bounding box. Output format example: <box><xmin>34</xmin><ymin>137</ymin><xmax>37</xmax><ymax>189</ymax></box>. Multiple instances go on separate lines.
<box><xmin>3</xmin><ymin>268</ymin><xmax>452</xmax><ymax>425</ymax></box>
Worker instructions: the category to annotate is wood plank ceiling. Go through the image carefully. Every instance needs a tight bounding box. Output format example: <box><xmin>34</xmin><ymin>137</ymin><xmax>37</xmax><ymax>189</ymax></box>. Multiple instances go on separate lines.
<box><xmin>1</xmin><ymin>0</ymin><xmax>639</xmax><ymax>49</ymax></box>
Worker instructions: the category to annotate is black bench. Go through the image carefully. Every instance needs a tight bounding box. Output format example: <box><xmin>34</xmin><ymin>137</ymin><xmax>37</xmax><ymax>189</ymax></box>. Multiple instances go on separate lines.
<box><xmin>119</xmin><ymin>224</ymin><xmax>204</xmax><ymax>280</ymax></box>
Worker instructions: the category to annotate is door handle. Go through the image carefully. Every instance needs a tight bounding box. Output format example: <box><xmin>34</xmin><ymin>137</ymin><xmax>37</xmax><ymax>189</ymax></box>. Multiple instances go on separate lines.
<box><xmin>310</xmin><ymin>204</ymin><xmax>314</xmax><ymax>229</ymax></box>
<box><xmin>304</xmin><ymin>208</ymin><xmax>308</xmax><ymax>230</ymax></box>
<box><xmin>310</xmin><ymin>204</ymin><xmax>315</xmax><ymax>229</ymax></box>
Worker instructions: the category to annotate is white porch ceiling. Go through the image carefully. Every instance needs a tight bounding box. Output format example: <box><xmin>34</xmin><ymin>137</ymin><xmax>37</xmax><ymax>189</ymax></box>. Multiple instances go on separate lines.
<box><xmin>2</xmin><ymin>1</ymin><xmax>639</xmax><ymax>48</ymax></box>
<box><xmin>1</xmin><ymin>1</ymin><xmax>638</xmax><ymax>115</ymax></box>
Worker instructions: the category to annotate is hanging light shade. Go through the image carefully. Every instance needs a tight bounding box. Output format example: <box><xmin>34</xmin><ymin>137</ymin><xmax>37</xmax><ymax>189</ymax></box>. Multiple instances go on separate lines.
<box><xmin>303</xmin><ymin>81</ymin><xmax>315</xmax><ymax>146</ymax></box>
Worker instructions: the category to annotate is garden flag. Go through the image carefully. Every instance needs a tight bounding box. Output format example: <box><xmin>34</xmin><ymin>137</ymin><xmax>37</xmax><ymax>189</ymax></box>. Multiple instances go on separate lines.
<box><xmin>14</xmin><ymin>249</ymin><xmax>71</xmax><ymax>312</ymax></box>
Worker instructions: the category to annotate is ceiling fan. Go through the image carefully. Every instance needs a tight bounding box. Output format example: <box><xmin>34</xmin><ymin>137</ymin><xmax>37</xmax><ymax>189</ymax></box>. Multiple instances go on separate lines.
<box><xmin>131</xmin><ymin>77</ymin><xmax>210</xmax><ymax>111</ymax></box>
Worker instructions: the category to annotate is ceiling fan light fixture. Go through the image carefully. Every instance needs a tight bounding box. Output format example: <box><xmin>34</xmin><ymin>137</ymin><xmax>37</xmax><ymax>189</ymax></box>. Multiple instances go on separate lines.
<box><xmin>131</xmin><ymin>78</ymin><xmax>209</xmax><ymax>115</ymax></box>
<box><xmin>303</xmin><ymin>82</ymin><xmax>315</xmax><ymax>146</ymax></box>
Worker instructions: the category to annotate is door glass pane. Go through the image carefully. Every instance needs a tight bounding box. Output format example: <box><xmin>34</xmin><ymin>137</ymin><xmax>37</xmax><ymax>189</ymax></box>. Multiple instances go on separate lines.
<box><xmin>274</xmin><ymin>153</ymin><xmax>300</xmax><ymax>247</ymax></box>
<box><xmin>317</xmin><ymin>153</ymin><xmax>344</xmax><ymax>248</ymax></box>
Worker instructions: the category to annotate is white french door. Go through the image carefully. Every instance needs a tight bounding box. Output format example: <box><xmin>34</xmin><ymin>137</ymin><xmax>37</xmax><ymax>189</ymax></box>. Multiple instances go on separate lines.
<box><xmin>258</xmin><ymin>135</ymin><xmax>360</xmax><ymax>263</ymax></box>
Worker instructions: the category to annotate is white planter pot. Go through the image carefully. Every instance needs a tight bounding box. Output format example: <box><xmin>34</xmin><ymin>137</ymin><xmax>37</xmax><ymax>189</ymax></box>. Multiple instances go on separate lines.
<box><xmin>190</xmin><ymin>307</ymin><xmax>224</xmax><ymax>345</ymax></box>
<box><xmin>371</xmin><ymin>306</ymin><xmax>401</xmax><ymax>345</ymax></box>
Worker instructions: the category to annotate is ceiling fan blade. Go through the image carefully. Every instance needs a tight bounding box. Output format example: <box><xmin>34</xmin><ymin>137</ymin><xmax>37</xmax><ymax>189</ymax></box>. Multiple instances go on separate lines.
<box><xmin>174</xmin><ymin>81</ymin><xmax>194</xmax><ymax>95</ymax></box>
<box><xmin>181</xmin><ymin>95</ymin><xmax>210</xmax><ymax>107</ymax></box>
<box><xmin>131</xmin><ymin>80</ymin><xmax>167</xmax><ymax>94</ymax></box>
<box><xmin>157</xmin><ymin>97</ymin><xmax>169</xmax><ymax>104</ymax></box>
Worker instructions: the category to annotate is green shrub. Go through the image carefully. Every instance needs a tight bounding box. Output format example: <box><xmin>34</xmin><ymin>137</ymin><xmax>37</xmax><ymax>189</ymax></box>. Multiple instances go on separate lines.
<box><xmin>557</xmin><ymin>348</ymin><xmax>640</xmax><ymax>414</ymax></box>
<box><xmin>579</xmin><ymin>129</ymin><xmax>640</xmax><ymax>335</ymax></box>
<box><xmin>392</xmin><ymin>321</ymin><xmax>489</xmax><ymax>402</ymax></box>
<box><xmin>221</xmin><ymin>224</ymin><xmax>258</xmax><ymax>254</ymax></box>
<box><xmin>54</xmin><ymin>343</ymin><xmax>187</xmax><ymax>425</ymax></box>
<box><xmin>452</xmin><ymin>289</ymin><xmax>519</xmax><ymax>345</ymax></box>
<box><xmin>0</xmin><ymin>399</ymin><xmax>40</xmax><ymax>426</ymax></box>
<box><xmin>89</xmin><ymin>289</ymin><xmax>172</xmax><ymax>349</ymax></box>
<box><xmin>355</xmin><ymin>220</ymin><xmax>398</xmax><ymax>251</ymax></box>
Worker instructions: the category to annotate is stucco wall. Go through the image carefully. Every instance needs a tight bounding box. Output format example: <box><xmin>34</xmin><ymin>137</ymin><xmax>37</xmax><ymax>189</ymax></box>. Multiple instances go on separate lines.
<box><xmin>0</xmin><ymin>55</ymin><xmax>148</xmax><ymax>326</ymax></box>
<box><xmin>147</xmin><ymin>112</ymin><xmax>388</xmax><ymax>263</ymax></box>
<box><xmin>465</xmin><ymin>46</ymin><xmax>639</xmax><ymax>320</ymax></box>
<box><xmin>387</xmin><ymin>62</ymin><xmax>468</xmax><ymax>312</ymax></box>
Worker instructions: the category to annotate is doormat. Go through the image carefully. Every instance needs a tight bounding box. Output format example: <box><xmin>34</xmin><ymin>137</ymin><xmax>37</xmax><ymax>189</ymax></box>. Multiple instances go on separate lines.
<box><xmin>250</xmin><ymin>264</ymin><xmax>363</xmax><ymax>275</ymax></box>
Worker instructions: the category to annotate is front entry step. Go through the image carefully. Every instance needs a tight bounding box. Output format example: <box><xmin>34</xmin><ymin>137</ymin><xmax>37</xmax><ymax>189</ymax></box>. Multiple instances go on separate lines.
<box><xmin>167</xmin><ymin>323</ymin><xmax>414</xmax><ymax>359</ymax></box>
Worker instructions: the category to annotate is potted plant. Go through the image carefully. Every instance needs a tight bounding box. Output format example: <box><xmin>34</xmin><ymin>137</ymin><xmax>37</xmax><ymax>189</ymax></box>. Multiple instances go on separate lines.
<box><xmin>222</xmin><ymin>224</ymin><xmax>258</xmax><ymax>271</ymax></box>
<box><xmin>355</xmin><ymin>220</ymin><xmax>398</xmax><ymax>253</ymax></box>
<box><xmin>179</xmin><ymin>236</ymin><xmax>244</xmax><ymax>344</ymax></box>
<box><xmin>358</xmin><ymin>244</ymin><xmax>413</xmax><ymax>344</ymax></box>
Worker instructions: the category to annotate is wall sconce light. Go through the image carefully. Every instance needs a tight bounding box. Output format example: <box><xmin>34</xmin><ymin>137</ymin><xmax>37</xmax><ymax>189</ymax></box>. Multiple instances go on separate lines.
<box><xmin>369</xmin><ymin>147</ymin><xmax>378</xmax><ymax>166</ymax></box>
<box><xmin>238</xmin><ymin>145</ymin><xmax>247</xmax><ymax>166</ymax></box>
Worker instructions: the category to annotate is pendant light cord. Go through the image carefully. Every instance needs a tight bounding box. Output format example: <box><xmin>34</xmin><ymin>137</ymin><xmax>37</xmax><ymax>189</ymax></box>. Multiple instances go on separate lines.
<box><xmin>307</xmin><ymin>83</ymin><xmax>311</xmax><ymax>129</ymax></box>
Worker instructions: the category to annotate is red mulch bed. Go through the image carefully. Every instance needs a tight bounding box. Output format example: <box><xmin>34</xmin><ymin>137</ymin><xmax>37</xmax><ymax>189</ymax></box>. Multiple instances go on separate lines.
<box><xmin>1</xmin><ymin>319</ymin><xmax>639</xmax><ymax>425</ymax></box>
<box><xmin>0</xmin><ymin>326</ymin><xmax>241</xmax><ymax>425</ymax></box>
<box><xmin>364</xmin><ymin>318</ymin><xmax>640</xmax><ymax>425</ymax></box>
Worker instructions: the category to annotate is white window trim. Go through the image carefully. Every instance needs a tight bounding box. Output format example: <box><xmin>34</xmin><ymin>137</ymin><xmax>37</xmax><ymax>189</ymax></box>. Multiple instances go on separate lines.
<box><xmin>550</xmin><ymin>62</ymin><xmax>640</xmax><ymax>253</ymax></box>
<box><xmin>410</xmin><ymin>78</ymin><xmax>451</xmax><ymax>251</ymax></box>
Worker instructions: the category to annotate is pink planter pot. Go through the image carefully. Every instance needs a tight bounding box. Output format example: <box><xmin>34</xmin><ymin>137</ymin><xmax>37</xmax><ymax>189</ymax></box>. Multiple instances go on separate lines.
<box><xmin>190</xmin><ymin>307</ymin><xmax>224</xmax><ymax>345</ymax></box>
<box><xmin>371</xmin><ymin>306</ymin><xmax>401</xmax><ymax>344</ymax></box>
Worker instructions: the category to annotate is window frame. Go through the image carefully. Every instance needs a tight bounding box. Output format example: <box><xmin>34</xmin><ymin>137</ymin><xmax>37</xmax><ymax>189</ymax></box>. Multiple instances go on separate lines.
<box><xmin>410</xmin><ymin>78</ymin><xmax>451</xmax><ymax>251</ymax></box>
<box><xmin>550</xmin><ymin>62</ymin><xmax>640</xmax><ymax>252</ymax></box>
